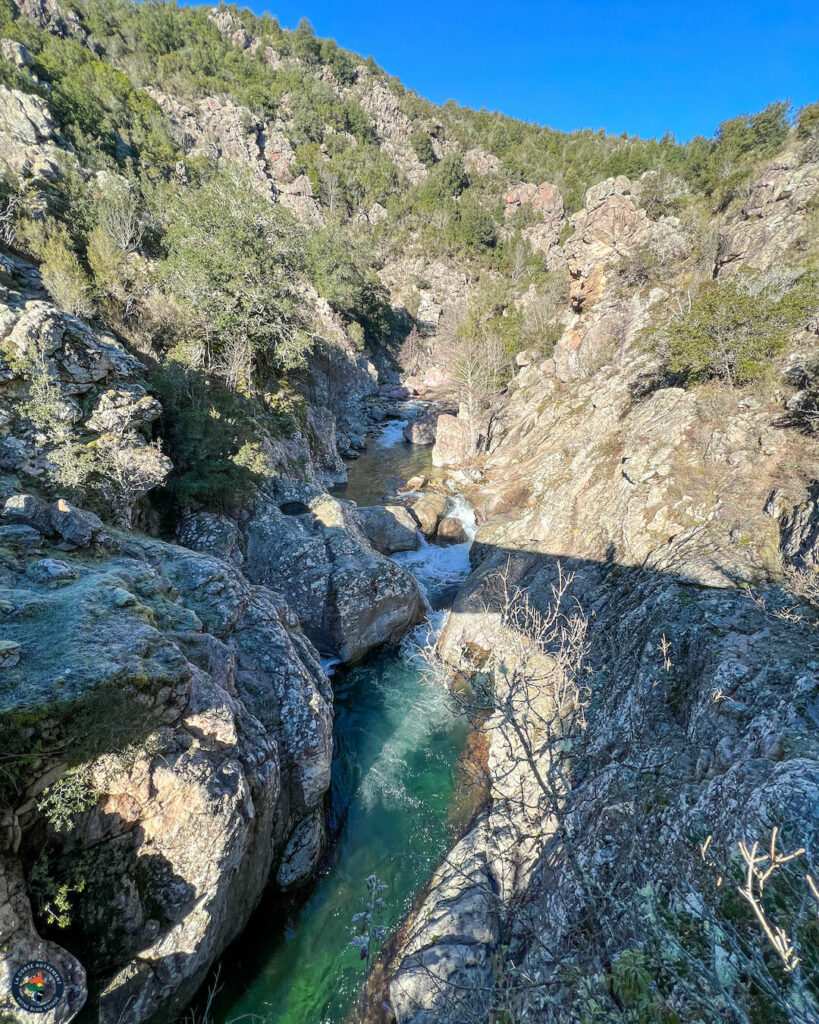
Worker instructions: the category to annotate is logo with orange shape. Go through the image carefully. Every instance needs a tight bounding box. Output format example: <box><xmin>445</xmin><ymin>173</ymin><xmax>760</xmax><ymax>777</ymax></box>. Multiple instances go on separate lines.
<box><xmin>11</xmin><ymin>960</ymin><xmax>65</xmax><ymax>1014</ymax></box>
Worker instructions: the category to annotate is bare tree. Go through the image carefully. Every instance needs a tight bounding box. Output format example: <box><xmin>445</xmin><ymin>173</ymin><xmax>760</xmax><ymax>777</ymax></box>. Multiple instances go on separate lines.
<box><xmin>449</xmin><ymin>330</ymin><xmax>507</xmax><ymax>452</ymax></box>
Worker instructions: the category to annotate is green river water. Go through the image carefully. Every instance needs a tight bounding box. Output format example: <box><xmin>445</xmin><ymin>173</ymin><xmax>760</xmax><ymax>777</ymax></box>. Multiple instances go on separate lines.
<box><xmin>211</xmin><ymin>414</ymin><xmax>475</xmax><ymax>1024</ymax></box>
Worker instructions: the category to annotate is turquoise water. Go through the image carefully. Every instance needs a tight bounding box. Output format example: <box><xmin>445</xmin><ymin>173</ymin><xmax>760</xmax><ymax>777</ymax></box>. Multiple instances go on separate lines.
<box><xmin>211</xmin><ymin>640</ymin><xmax>469</xmax><ymax>1024</ymax></box>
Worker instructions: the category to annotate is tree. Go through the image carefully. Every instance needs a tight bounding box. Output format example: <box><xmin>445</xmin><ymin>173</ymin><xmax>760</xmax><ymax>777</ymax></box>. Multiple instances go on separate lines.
<box><xmin>160</xmin><ymin>164</ymin><xmax>310</xmax><ymax>378</ymax></box>
<box><xmin>449</xmin><ymin>328</ymin><xmax>507</xmax><ymax>452</ymax></box>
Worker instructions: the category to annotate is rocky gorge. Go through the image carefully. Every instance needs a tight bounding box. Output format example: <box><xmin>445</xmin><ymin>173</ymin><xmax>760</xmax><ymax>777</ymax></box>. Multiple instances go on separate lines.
<box><xmin>0</xmin><ymin>2</ymin><xmax>816</xmax><ymax>1023</ymax></box>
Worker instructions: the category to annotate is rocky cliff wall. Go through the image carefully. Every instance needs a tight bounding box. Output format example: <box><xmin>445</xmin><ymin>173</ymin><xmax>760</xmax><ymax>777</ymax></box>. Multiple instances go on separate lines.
<box><xmin>385</xmin><ymin>156</ymin><xmax>819</xmax><ymax>1023</ymax></box>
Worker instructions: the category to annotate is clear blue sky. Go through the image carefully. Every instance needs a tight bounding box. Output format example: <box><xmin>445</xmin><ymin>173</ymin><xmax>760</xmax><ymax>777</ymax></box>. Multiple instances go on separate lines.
<box><xmin>243</xmin><ymin>0</ymin><xmax>819</xmax><ymax>142</ymax></box>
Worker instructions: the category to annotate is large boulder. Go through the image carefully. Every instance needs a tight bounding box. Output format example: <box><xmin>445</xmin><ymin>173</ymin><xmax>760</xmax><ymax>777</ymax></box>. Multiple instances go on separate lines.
<box><xmin>243</xmin><ymin>491</ymin><xmax>424</xmax><ymax>663</ymax></box>
<box><xmin>85</xmin><ymin>384</ymin><xmax>162</xmax><ymax>434</ymax></box>
<box><xmin>50</xmin><ymin>498</ymin><xmax>105</xmax><ymax>547</ymax></box>
<box><xmin>431</xmin><ymin>414</ymin><xmax>473</xmax><ymax>468</ymax></box>
<box><xmin>1</xmin><ymin>492</ymin><xmax>53</xmax><ymax>535</ymax></box>
<box><xmin>356</xmin><ymin>504</ymin><xmax>420</xmax><ymax>554</ymax></box>
<box><xmin>435</xmin><ymin>516</ymin><xmax>467</xmax><ymax>546</ymax></box>
<box><xmin>403</xmin><ymin>412</ymin><xmax>437</xmax><ymax>445</ymax></box>
<box><xmin>409</xmin><ymin>491</ymin><xmax>448</xmax><ymax>538</ymax></box>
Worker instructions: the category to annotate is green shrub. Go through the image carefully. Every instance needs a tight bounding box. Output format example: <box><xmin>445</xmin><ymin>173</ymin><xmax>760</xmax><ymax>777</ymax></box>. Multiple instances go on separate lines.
<box><xmin>160</xmin><ymin>165</ymin><xmax>310</xmax><ymax>374</ymax></box>
<box><xmin>410</xmin><ymin>130</ymin><xmax>437</xmax><ymax>168</ymax></box>
<box><xmin>151</xmin><ymin>353</ymin><xmax>269</xmax><ymax>511</ymax></box>
<box><xmin>455</xmin><ymin>196</ymin><xmax>498</xmax><ymax>252</ymax></box>
<box><xmin>659</xmin><ymin>271</ymin><xmax>819</xmax><ymax>386</ymax></box>
<box><xmin>39</xmin><ymin>229</ymin><xmax>95</xmax><ymax>318</ymax></box>
<box><xmin>306</xmin><ymin>227</ymin><xmax>393</xmax><ymax>342</ymax></box>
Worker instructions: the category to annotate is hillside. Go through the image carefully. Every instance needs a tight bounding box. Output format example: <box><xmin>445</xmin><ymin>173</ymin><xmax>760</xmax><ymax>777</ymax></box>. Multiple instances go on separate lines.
<box><xmin>0</xmin><ymin>2</ymin><xmax>817</xmax><ymax>1023</ymax></box>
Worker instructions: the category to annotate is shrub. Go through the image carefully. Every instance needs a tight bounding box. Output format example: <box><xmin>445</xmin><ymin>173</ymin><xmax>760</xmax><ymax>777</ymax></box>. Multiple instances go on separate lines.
<box><xmin>39</xmin><ymin>229</ymin><xmax>95</xmax><ymax>318</ymax></box>
<box><xmin>419</xmin><ymin>151</ymin><xmax>468</xmax><ymax>205</ymax></box>
<box><xmin>658</xmin><ymin>271</ymin><xmax>819</xmax><ymax>386</ymax></box>
<box><xmin>305</xmin><ymin>227</ymin><xmax>393</xmax><ymax>342</ymax></box>
<box><xmin>639</xmin><ymin>168</ymin><xmax>686</xmax><ymax>220</ymax></box>
<box><xmin>455</xmin><ymin>196</ymin><xmax>498</xmax><ymax>252</ymax></box>
<box><xmin>410</xmin><ymin>130</ymin><xmax>437</xmax><ymax>168</ymax></box>
<box><xmin>160</xmin><ymin>165</ymin><xmax>310</xmax><ymax>374</ymax></box>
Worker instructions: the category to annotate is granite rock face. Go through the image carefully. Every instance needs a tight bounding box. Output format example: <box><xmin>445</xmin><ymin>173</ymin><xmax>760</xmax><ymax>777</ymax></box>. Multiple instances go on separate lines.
<box><xmin>387</xmin><ymin>157</ymin><xmax>819</xmax><ymax>1023</ymax></box>
<box><xmin>243</xmin><ymin>490</ymin><xmax>425</xmax><ymax>663</ymax></box>
<box><xmin>0</xmin><ymin>529</ymin><xmax>333</xmax><ymax>1024</ymax></box>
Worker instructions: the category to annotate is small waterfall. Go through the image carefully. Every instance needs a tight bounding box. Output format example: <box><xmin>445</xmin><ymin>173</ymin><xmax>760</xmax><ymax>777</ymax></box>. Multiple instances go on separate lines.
<box><xmin>392</xmin><ymin>492</ymin><xmax>477</xmax><ymax>609</ymax></box>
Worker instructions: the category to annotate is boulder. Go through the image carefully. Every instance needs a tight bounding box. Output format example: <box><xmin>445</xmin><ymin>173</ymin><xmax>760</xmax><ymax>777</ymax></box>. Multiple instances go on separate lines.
<box><xmin>409</xmin><ymin>491</ymin><xmax>448</xmax><ymax>538</ymax></box>
<box><xmin>24</xmin><ymin>557</ymin><xmax>77</xmax><ymax>583</ymax></box>
<box><xmin>380</xmin><ymin>385</ymin><xmax>410</xmax><ymax>401</ymax></box>
<box><xmin>50</xmin><ymin>499</ymin><xmax>104</xmax><ymax>547</ymax></box>
<box><xmin>356</xmin><ymin>505</ymin><xmax>420</xmax><ymax>554</ymax></box>
<box><xmin>402</xmin><ymin>412</ymin><xmax>437</xmax><ymax>446</ymax></box>
<box><xmin>402</xmin><ymin>475</ymin><xmax>427</xmax><ymax>492</ymax></box>
<box><xmin>0</xmin><ymin>84</ymin><xmax>55</xmax><ymax>148</ymax></box>
<box><xmin>431</xmin><ymin>414</ymin><xmax>473</xmax><ymax>468</ymax></box>
<box><xmin>435</xmin><ymin>516</ymin><xmax>467</xmax><ymax>546</ymax></box>
<box><xmin>0</xmin><ymin>39</ymin><xmax>32</xmax><ymax>68</ymax></box>
<box><xmin>1</xmin><ymin>493</ymin><xmax>53</xmax><ymax>535</ymax></box>
<box><xmin>0</xmin><ymin>639</ymin><xmax>21</xmax><ymax>668</ymax></box>
<box><xmin>243</xmin><ymin>492</ymin><xmax>424</xmax><ymax>663</ymax></box>
<box><xmin>0</xmin><ymin>535</ymin><xmax>333</xmax><ymax>1024</ymax></box>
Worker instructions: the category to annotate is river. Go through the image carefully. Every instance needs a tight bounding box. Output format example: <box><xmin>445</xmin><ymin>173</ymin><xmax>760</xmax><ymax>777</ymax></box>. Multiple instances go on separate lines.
<box><xmin>211</xmin><ymin>415</ymin><xmax>476</xmax><ymax>1024</ymax></box>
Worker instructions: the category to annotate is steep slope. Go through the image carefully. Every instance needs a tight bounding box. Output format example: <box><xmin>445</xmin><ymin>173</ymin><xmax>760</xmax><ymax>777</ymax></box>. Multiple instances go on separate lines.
<box><xmin>385</xmin><ymin>153</ymin><xmax>819</xmax><ymax>1023</ymax></box>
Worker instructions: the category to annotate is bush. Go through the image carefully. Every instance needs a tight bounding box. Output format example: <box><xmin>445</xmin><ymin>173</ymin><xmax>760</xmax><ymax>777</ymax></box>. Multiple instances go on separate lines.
<box><xmin>160</xmin><ymin>165</ymin><xmax>310</xmax><ymax>374</ymax></box>
<box><xmin>455</xmin><ymin>196</ymin><xmax>498</xmax><ymax>252</ymax></box>
<box><xmin>305</xmin><ymin>227</ymin><xmax>393</xmax><ymax>342</ymax></box>
<box><xmin>658</xmin><ymin>271</ymin><xmax>819</xmax><ymax>386</ymax></box>
<box><xmin>151</xmin><ymin>352</ymin><xmax>269</xmax><ymax>511</ymax></box>
<box><xmin>419</xmin><ymin>151</ymin><xmax>468</xmax><ymax>205</ymax></box>
<box><xmin>40</xmin><ymin>229</ymin><xmax>95</xmax><ymax>318</ymax></box>
<box><xmin>410</xmin><ymin>130</ymin><xmax>437</xmax><ymax>168</ymax></box>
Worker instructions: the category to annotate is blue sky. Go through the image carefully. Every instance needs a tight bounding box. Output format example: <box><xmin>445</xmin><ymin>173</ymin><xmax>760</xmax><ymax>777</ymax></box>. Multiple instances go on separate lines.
<box><xmin>243</xmin><ymin>0</ymin><xmax>819</xmax><ymax>141</ymax></box>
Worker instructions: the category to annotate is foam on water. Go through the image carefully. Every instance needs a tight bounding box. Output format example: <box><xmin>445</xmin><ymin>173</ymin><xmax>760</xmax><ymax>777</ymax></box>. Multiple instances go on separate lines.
<box><xmin>392</xmin><ymin>492</ymin><xmax>477</xmax><ymax>606</ymax></box>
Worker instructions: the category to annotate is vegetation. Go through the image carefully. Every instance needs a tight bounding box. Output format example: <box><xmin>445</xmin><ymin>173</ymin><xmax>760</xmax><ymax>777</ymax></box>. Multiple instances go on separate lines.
<box><xmin>653</xmin><ymin>270</ymin><xmax>819</xmax><ymax>386</ymax></box>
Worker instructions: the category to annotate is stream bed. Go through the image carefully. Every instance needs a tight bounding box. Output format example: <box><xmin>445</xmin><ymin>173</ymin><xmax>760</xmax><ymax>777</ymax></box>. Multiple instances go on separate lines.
<box><xmin>212</xmin><ymin>415</ymin><xmax>476</xmax><ymax>1024</ymax></box>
